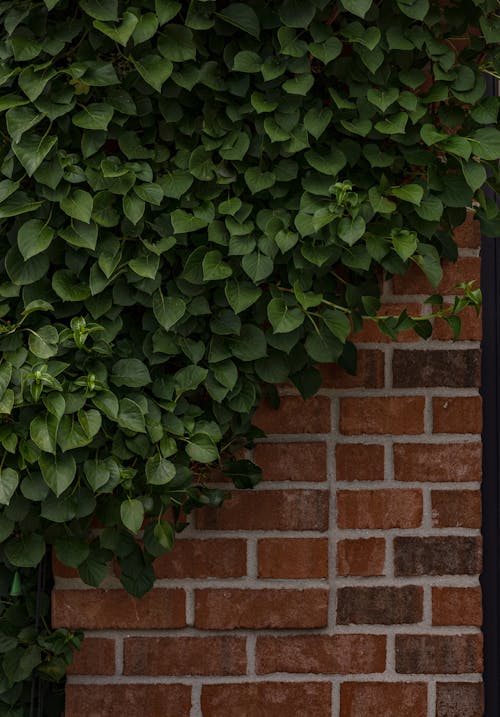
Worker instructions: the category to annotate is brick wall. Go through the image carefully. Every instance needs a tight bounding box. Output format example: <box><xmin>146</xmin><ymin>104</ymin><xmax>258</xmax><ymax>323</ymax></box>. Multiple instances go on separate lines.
<box><xmin>53</xmin><ymin>214</ymin><xmax>483</xmax><ymax>717</ymax></box>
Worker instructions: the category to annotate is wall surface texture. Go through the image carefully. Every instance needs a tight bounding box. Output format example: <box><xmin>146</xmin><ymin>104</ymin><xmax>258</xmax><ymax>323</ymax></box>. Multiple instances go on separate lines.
<box><xmin>53</xmin><ymin>215</ymin><xmax>483</xmax><ymax>717</ymax></box>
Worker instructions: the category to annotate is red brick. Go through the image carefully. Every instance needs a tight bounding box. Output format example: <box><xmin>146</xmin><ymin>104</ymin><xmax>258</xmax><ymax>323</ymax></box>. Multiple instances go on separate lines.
<box><xmin>258</xmin><ymin>538</ymin><xmax>328</xmax><ymax>578</ymax></box>
<box><xmin>393</xmin><ymin>349</ymin><xmax>480</xmax><ymax>388</ymax></box>
<box><xmin>195</xmin><ymin>589</ymin><xmax>328</xmax><ymax>629</ymax></box>
<box><xmin>123</xmin><ymin>636</ymin><xmax>246</xmax><ymax>675</ymax></box>
<box><xmin>432</xmin><ymin>587</ymin><xmax>482</xmax><ymax>626</ymax></box>
<box><xmin>433</xmin><ymin>306</ymin><xmax>482</xmax><ymax>341</ymax></box>
<box><xmin>337</xmin><ymin>586</ymin><xmax>423</xmax><ymax>625</ymax></box>
<box><xmin>336</xmin><ymin>444</ymin><xmax>385</xmax><ymax>481</ymax></box>
<box><xmin>392</xmin><ymin>257</ymin><xmax>480</xmax><ymax>295</ymax></box>
<box><xmin>340</xmin><ymin>682</ymin><xmax>427</xmax><ymax>717</ymax></box>
<box><xmin>201</xmin><ymin>683</ymin><xmax>332</xmax><ymax>717</ymax></box>
<box><xmin>394</xmin><ymin>443</ymin><xmax>482</xmax><ymax>482</ymax></box>
<box><xmin>254</xmin><ymin>442</ymin><xmax>326</xmax><ymax>482</ymax></box>
<box><xmin>340</xmin><ymin>397</ymin><xmax>424</xmax><ymax>435</ymax></box>
<box><xmin>320</xmin><ymin>350</ymin><xmax>385</xmax><ymax>388</ymax></box>
<box><xmin>351</xmin><ymin>303</ymin><xmax>422</xmax><ymax>343</ymax></box>
<box><xmin>394</xmin><ymin>536</ymin><xmax>482</xmax><ymax>576</ymax></box>
<box><xmin>337</xmin><ymin>489</ymin><xmax>422</xmax><ymax>529</ymax></box>
<box><xmin>65</xmin><ymin>684</ymin><xmax>191</xmax><ymax>717</ymax></box>
<box><xmin>196</xmin><ymin>489</ymin><xmax>329</xmax><ymax>531</ymax></box>
<box><xmin>154</xmin><ymin>539</ymin><xmax>246</xmax><ymax>578</ymax></box>
<box><xmin>337</xmin><ymin>538</ymin><xmax>385</xmax><ymax>576</ymax></box>
<box><xmin>256</xmin><ymin>634</ymin><xmax>386</xmax><ymax>674</ymax></box>
<box><xmin>396</xmin><ymin>634</ymin><xmax>483</xmax><ymax>674</ymax></box>
<box><xmin>432</xmin><ymin>396</ymin><xmax>482</xmax><ymax>434</ymax></box>
<box><xmin>453</xmin><ymin>212</ymin><xmax>481</xmax><ymax>248</ymax></box>
<box><xmin>432</xmin><ymin>489</ymin><xmax>481</xmax><ymax>528</ymax></box>
<box><xmin>52</xmin><ymin>589</ymin><xmax>186</xmax><ymax>629</ymax></box>
<box><xmin>253</xmin><ymin>396</ymin><xmax>330</xmax><ymax>434</ymax></box>
<box><xmin>67</xmin><ymin>637</ymin><xmax>115</xmax><ymax>676</ymax></box>
<box><xmin>436</xmin><ymin>682</ymin><xmax>484</xmax><ymax>717</ymax></box>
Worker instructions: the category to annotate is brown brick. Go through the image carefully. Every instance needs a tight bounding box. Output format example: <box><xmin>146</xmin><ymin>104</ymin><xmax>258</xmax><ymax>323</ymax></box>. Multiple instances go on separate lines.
<box><xmin>65</xmin><ymin>684</ymin><xmax>191</xmax><ymax>717</ymax></box>
<box><xmin>433</xmin><ymin>306</ymin><xmax>482</xmax><ymax>341</ymax></box>
<box><xmin>337</xmin><ymin>586</ymin><xmax>423</xmax><ymax>625</ymax></box>
<box><xmin>201</xmin><ymin>683</ymin><xmax>332</xmax><ymax>717</ymax></box>
<box><xmin>123</xmin><ymin>636</ymin><xmax>246</xmax><ymax>676</ymax></box>
<box><xmin>432</xmin><ymin>396</ymin><xmax>482</xmax><ymax>434</ymax></box>
<box><xmin>396</xmin><ymin>634</ymin><xmax>482</xmax><ymax>674</ymax></box>
<box><xmin>253</xmin><ymin>396</ymin><xmax>330</xmax><ymax>434</ymax></box>
<box><xmin>392</xmin><ymin>256</ymin><xmax>480</xmax><ymax>295</ymax></box>
<box><xmin>394</xmin><ymin>536</ymin><xmax>481</xmax><ymax>576</ymax></box>
<box><xmin>52</xmin><ymin>589</ymin><xmax>186</xmax><ymax>629</ymax></box>
<box><xmin>453</xmin><ymin>212</ymin><xmax>481</xmax><ymax>248</ymax></box>
<box><xmin>195</xmin><ymin>589</ymin><xmax>328</xmax><ymax>629</ymax></box>
<box><xmin>254</xmin><ymin>442</ymin><xmax>327</xmax><ymax>482</ymax></box>
<box><xmin>336</xmin><ymin>444</ymin><xmax>385</xmax><ymax>481</ymax></box>
<box><xmin>320</xmin><ymin>349</ymin><xmax>385</xmax><ymax>388</ymax></box>
<box><xmin>394</xmin><ymin>443</ymin><xmax>482</xmax><ymax>483</ymax></box>
<box><xmin>256</xmin><ymin>634</ymin><xmax>386</xmax><ymax>674</ymax></box>
<box><xmin>432</xmin><ymin>489</ymin><xmax>481</xmax><ymax>528</ymax></box>
<box><xmin>67</xmin><ymin>638</ymin><xmax>115</xmax><ymax>676</ymax></box>
<box><xmin>337</xmin><ymin>538</ymin><xmax>385</xmax><ymax>576</ymax></box>
<box><xmin>340</xmin><ymin>682</ymin><xmax>427</xmax><ymax>717</ymax></box>
<box><xmin>196</xmin><ymin>489</ymin><xmax>329</xmax><ymax>531</ymax></box>
<box><xmin>432</xmin><ymin>587</ymin><xmax>482</xmax><ymax>626</ymax></box>
<box><xmin>258</xmin><ymin>538</ymin><xmax>328</xmax><ymax>579</ymax></box>
<box><xmin>340</xmin><ymin>397</ymin><xmax>425</xmax><ymax>435</ymax></box>
<box><xmin>352</xmin><ymin>303</ymin><xmax>422</xmax><ymax>343</ymax></box>
<box><xmin>337</xmin><ymin>489</ymin><xmax>422</xmax><ymax>529</ymax></box>
<box><xmin>436</xmin><ymin>682</ymin><xmax>484</xmax><ymax>717</ymax></box>
<box><xmin>155</xmin><ymin>539</ymin><xmax>246</xmax><ymax>579</ymax></box>
<box><xmin>392</xmin><ymin>350</ymin><xmax>480</xmax><ymax>388</ymax></box>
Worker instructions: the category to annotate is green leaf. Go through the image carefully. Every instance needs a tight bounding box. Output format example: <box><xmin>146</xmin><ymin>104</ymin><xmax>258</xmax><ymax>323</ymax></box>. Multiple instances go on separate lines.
<box><xmin>28</xmin><ymin>325</ymin><xmax>59</xmax><ymax>359</ymax></box>
<box><xmin>54</xmin><ymin>537</ymin><xmax>89</xmax><ymax>568</ymax></box>
<box><xmin>203</xmin><ymin>250</ymin><xmax>233</xmax><ymax>281</ymax></box>
<box><xmin>5</xmin><ymin>247</ymin><xmax>49</xmax><ymax>285</ymax></box>
<box><xmin>374</xmin><ymin>112</ymin><xmax>408</xmax><ymax>135</ymax></box>
<box><xmin>123</xmin><ymin>193</ymin><xmax>145</xmax><ymax>224</ymax></box>
<box><xmin>6</xmin><ymin>106</ymin><xmax>43</xmax><ymax>143</ymax></box>
<box><xmin>392</xmin><ymin>229</ymin><xmax>418</xmax><ymax>261</ymax></box>
<box><xmin>233</xmin><ymin>51</ymin><xmax>261</xmax><ymax>73</ymax></box>
<box><xmin>244</xmin><ymin>168</ymin><xmax>276</xmax><ymax>193</ymax></box>
<box><xmin>471</xmin><ymin>128</ymin><xmax>500</xmax><ymax>160</ymax></box>
<box><xmin>218</xmin><ymin>4</ymin><xmax>260</xmax><ymax>38</ymax></box>
<box><xmin>171</xmin><ymin>209</ymin><xmax>208</xmax><ymax>233</ymax></box>
<box><xmin>17</xmin><ymin>219</ymin><xmax>54</xmax><ymax>260</ymax></box>
<box><xmin>414</xmin><ymin>244</ymin><xmax>443</xmax><ymax>288</ymax></box>
<box><xmin>367</xmin><ymin>87</ymin><xmax>399</xmax><ymax>112</ymax></box>
<box><xmin>153</xmin><ymin>290</ymin><xmax>186</xmax><ymax>330</ymax></box>
<box><xmin>267</xmin><ymin>298</ymin><xmax>304</xmax><ymax>333</ymax></box>
<box><xmin>79</xmin><ymin>0</ymin><xmax>118</xmax><ymax>21</ymax></box>
<box><xmin>158</xmin><ymin>25</ymin><xmax>196</xmax><ymax>61</ymax></box>
<box><xmin>225</xmin><ymin>280</ymin><xmax>261</xmax><ymax>313</ymax></box>
<box><xmin>340</xmin><ymin>0</ymin><xmax>373</xmax><ymax>17</ymax></box>
<box><xmin>59</xmin><ymin>221</ymin><xmax>98</xmax><ymax>250</ymax></box>
<box><xmin>338</xmin><ymin>216</ymin><xmax>366</xmax><ymax>246</ymax></box>
<box><xmin>118</xmin><ymin>398</ymin><xmax>146</xmax><ymax>433</ymax></box>
<box><xmin>120</xmin><ymin>499</ymin><xmax>144</xmax><ymax>534</ymax></box>
<box><xmin>4</xmin><ymin>534</ymin><xmax>45</xmax><ymax>568</ymax></box>
<box><xmin>153</xmin><ymin>520</ymin><xmax>175</xmax><ymax>550</ymax></box>
<box><xmin>322</xmin><ymin>309</ymin><xmax>351</xmax><ymax>343</ymax></box>
<box><xmin>146</xmin><ymin>456</ymin><xmax>176</xmax><ymax>485</ymax></box>
<box><xmin>463</xmin><ymin>161</ymin><xmax>486</xmax><ymax>192</ymax></box>
<box><xmin>391</xmin><ymin>184</ymin><xmax>424</xmax><ymax>205</ymax></box>
<box><xmin>60</xmin><ymin>190</ymin><xmax>93</xmax><ymax>223</ymax></box>
<box><xmin>304</xmin><ymin>107</ymin><xmax>333</xmax><ymax>139</ymax></box>
<box><xmin>112</xmin><ymin>359</ymin><xmax>151</xmax><ymax>388</ymax></box>
<box><xmin>397</xmin><ymin>0</ymin><xmax>429</xmax><ymax>20</ymax></box>
<box><xmin>282</xmin><ymin>73</ymin><xmax>314</xmax><ymax>95</ymax></box>
<box><xmin>186</xmin><ymin>433</ymin><xmax>219</xmax><ymax>463</ymax></box>
<box><xmin>39</xmin><ymin>453</ymin><xmax>76</xmax><ymax>496</ymax></box>
<box><xmin>73</xmin><ymin>103</ymin><xmax>114</xmax><ymax>130</ymax></box>
<box><xmin>156</xmin><ymin>0</ymin><xmax>181</xmax><ymax>25</ymax></box>
<box><xmin>279</xmin><ymin>0</ymin><xmax>316</xmax><ymax>27</ymax></box>
<box><xmin>52</xmin><ymin>270</ymin><xmax>91</xmax><ymax>301</ymax></box>
<box><xmin>242</xmin><ymin>252</ymin><xmax>273</xmax><ymax>282</ymax></box>
<box><xmin>131</xmin><ymin>55</ymin><xmax>173</xmax><ymax>92</ymax></box>
<box><xmin>12</xmin><ymin>135</ymin><xmax>57</xmax><ymax>176</ymax></box>
<box><xmin>93</xmin><ymin>12</ymin><xmax>139</xmax><ymax>46</ymax></box>
<box><xmin>0</xmin><ymin>469</ymin><xmax>19</xmax><ymax>506</ymax></box>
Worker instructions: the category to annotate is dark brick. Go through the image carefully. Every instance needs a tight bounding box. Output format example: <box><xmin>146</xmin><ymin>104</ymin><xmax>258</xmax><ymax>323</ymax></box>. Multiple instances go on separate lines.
<box><xmin>337</xmin><ymin>586</ymin><xmax>423</xmax><ymax>625</ymax></box>
<box><xmin>436</xmin><ymin>682</ymin><xmax>484</xmax><ymax>717</ymax></box>
<box><xmin>392</xmin><ymin>350</ymin><xmax>480</xmax><ymax>388</ymax></box>
<box><xmin>394</xmin><ymin>537</ymin><xmax>481</xmax><ymax>576</ymax></box>
<box><xmin>396</xmin><ymin>634</ymin><xmax>482</xmax><ymax>674</ymax></box>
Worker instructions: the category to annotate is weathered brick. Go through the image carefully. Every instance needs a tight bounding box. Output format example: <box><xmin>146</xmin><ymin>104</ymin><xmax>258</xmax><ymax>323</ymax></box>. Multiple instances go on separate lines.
<box><xmin>433</xmin><ymin>306</ymin><xmax>482</xmax><ymax>341</ymax></box>
<box><xmin>123</xmin><ymin>636</ymin><xmax>246</xmax><ymax>675</ymax></box>
<box><xmin>396</xmin><ymin>634</ymin><xmax>483</xmax><ymax>674</ymax></box>
<box><xmin>392</xmin><ymin>256</ymin><xmax>480</xmax><ymax>295</ymax></box>
<box><xmin>154</xmin><ymin>538</ymin><xmax>246</xmax><ymax>579</ymax></box>
<box><xmin>340</xmin><ymin>397</ymin><xmax>425</xmax><ymax>435</ymax></box>
<box><xmin>253</xmin><ymin>396</ymin><xmax>330</xmax><ymax>434</ymax></box>
<box><xmin>337</xmin><ymin>489</ymin><xmax>422</xmax><ymax>529</ymax></box>
<box><xmin>254</xmin><ymin>442</ymin><xmax>326</xmax><ymax>482</ymax></box>
<box><xmin>52</xmin><ymin>589</ymin><xmax>186</xmax><ymax>629</ymax></box>
<box><xmin>196</xmin><ymin>489</ymin><xmax>329</xmax><ymax>531</ymax></box>
<box><xmin>394</xmin><ymin>536</ymin><xmax>481</xmax><ymax>576</ymax></box>
<box><xmin>340</xmin><ymin>682</ymin><xmax>427</xmax><ymax>717</ymax></box>
<box><xmin>392</xmin><ymin>349</ymin><xmax>480</xmax><ymax>388</ymax></box>
<box><xmin>336</xmin><ymin>444</ymin><xmax>384</xmax><ymax>481</ymax></box>
<box><xmin>436</xmin><ymin>682</ymin><xmax>484</xmax><ymax>717</ymax></box>
<box><xmin>432</xmin><ymin>587</ymin><xmax>482</xmax><ymax>626</ymax></box>
<box><xmin>201</xmin><ymin>683</ymin><xmax>332</xmax><ymax>717</ymax></box>
<box><xmin>256</xmin><ymin>634</ymin><xmax>386</xmax><ymax>674</ymax></box>
<box><xmin>337</xmin><ymin>586</ymin><xmax>423</xmax><ymax>625</ymax></box>
<box><xmin>432</xmin><ymin>396</ymin><xmax>482</xmax><ymax>434</ymax></box>
<box><xmin>394</xmin><ymin>443</ymin><xmax>482</xmax><ymax>483</ymax></box>
<box><xmin>258</xmin><ymin>538</ymin><xmax>328</xmax><ymax>579</ymax></box>
<box><xmin>319</xmin><ymin>349</ymin><xmax>385</xmax><ymax>388</ymax></box>
<box><xmin>67</xmin><ymin>637</ymin><xmax>115</xmax><ymax>676</ymax></box>
<box><xmin>432</xmin><ymin>489</ymin><xmax>481</xmax><ymax>528</ymax></box>
<box><xmin>453</xmin><ymin>212</ymin><xmax>481</xmax><ymax>248</ymax></box>
<box><xmin>65</xmin><ymin>684</ymin><xmax>191</xmax><ymax>717</ymax></box>
<box><xmin>195</xmin><ymin>589</ymin><xmax>328</xmax><ymax>629</ymax></box>
<box><xmin>352</xmin><ymin>303</ymin><xmax>422</xmax><ymax>343</ymax></box>
<box><xmin>337</xmin><ymin>538</ymin><xmax>385</xmax><ymax>576</ymax></box>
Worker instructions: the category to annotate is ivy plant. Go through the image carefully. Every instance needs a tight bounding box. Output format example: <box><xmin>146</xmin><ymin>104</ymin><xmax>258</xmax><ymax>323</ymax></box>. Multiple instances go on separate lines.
<box><xmin>0</xmin><ymin>0</ymin><xmax>498</xmax><ymax>711</ymax></box>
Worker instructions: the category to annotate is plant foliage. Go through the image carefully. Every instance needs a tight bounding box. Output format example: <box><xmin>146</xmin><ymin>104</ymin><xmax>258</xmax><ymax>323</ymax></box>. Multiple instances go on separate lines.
<box><xmin>0</xmin><ymin>0</ymin><xmax>497</xmax><ymax>710</ymax></box>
